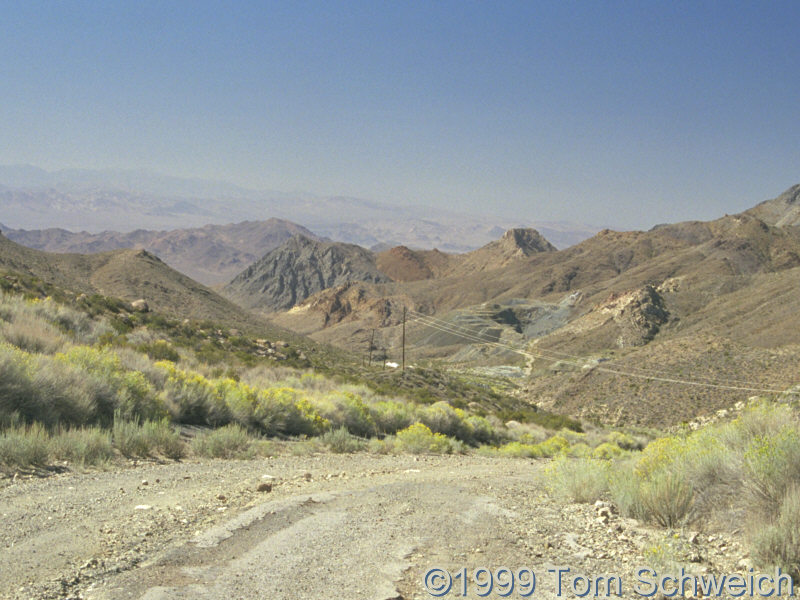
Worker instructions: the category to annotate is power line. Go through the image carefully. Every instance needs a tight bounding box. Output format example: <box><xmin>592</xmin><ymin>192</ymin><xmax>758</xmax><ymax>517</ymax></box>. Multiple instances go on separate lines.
<box><xmin>406</xmin><ymin>309</ymin><xmax>798</xmax><ymax>396</ymax></box>
<box><xmin>408</xmin><ymin>308</ymin><xmax>788</xmax><ymax>388</ymax></box>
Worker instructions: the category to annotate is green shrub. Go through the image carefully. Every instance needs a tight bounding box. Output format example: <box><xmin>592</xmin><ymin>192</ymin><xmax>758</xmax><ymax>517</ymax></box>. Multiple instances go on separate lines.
<box><xmin>191</xmin><ymin>424</ymin><xmax>254</xmax><ymax>459</ymax></box>
<box><xmin>751</xmin><ymin>485</ymin><xmax>800</xmax><ymax>578</ymax></box>
<box><xmin>743</xmin><ymin>430</ymin><xmax>800</xmax><ymax>513</ymax></box>
<box><xmin>319</xmin><ymin>426</ymin><xmax>366</xmax><ymax>453</ymax></box>
<box><xmin>537</xmin><ymin>434</ymin><xmax>570</xmax><ymax>457</ymax></box>
<box><xmin>638</xmin><ymin>471</ymin><xmax>694</xmax><ymax>527</ymax></box>
<box><xmin>142</xmin><ymin>419</ymin><xmax>186</xmax><ymax>459</ymax></box>
<box><xmin>395</xmin><ymin>423</ymin><xmax>460</xmax><ymax>454</ymax></box>
<box><xmin>592</xmin><ymin>442</ymin><xmax>624</xmax><ymax>460</ymax></box>
<box><xmin>496</xmin><ymin>441</ymin><xmax>543</xmax><ymax>458</ymax></box>
<box><xmin>0</xmin><ymin>423</ymin><xmax>51</xmax><ymax>468</ymax></box>
<box><xmin>0</xmin><ymin>319</ymin><xmax>65</xmax><ymax>354</ymax></box>
<box><xmin>369</xmin><ymin>400</ymin><xmax>414</xmax><ymax>435</ymax></box>
<box><xmin>256</xmin><ymin>387</ymin><xmax>328</xmax><ymax>436</ymax></box>
<box><xmin>157</xmin><ymin>363</ymin><xmax>223</xmax><ymax>425</ymax></box>
<box><xmin>546</xmin><ymin>456</ymin><xmax>610</xmax><ymax>503</ymax></box>
<box><xmin>113</xmin><ymin>415</ymin><xmax>185</xmax><ymax>459</ymax></box>
<box><xmin>139</xmin><ymin>340</ymin><xmax>180</xmax><ymax>362</ymax></box>
<box><xmin>317</xmin><ymin>392</ymin><xmax>375</xmax><ymax>437</ymax></box>
<box><xmin>49</xmin><ymin>427</ymin><xmax>114</xmax><ymax>466</ymax></box>
<box><xmin>608</xmin><ymin>460</ymin><xmax>647</xmax><ymax>520</ymax></box>
<box><xmin>419</xmin><ymin>401</ymin><xmax>472</xmax><ymax>441</ymax></box>
<box><xmin>368</xmin><ymin>437</ymin><xmax>395</xmax><ymax>454</ymax></box>
<box><xmin>606</xmin><ymin>430</ymin><xmax>640</xmax><ymax>450</ymax></box>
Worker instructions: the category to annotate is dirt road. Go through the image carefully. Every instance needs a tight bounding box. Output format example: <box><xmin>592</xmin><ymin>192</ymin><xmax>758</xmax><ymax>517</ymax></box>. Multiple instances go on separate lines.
<box><xmin>0</xmin><ymin>455</ymin><xmax>745</xmax><ymax>599</ymax></box>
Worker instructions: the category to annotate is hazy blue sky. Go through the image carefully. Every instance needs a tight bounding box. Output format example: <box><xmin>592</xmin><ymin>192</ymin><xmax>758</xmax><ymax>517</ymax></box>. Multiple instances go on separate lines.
<box><xmin>1</xmin><ymin>1</ymin><xmax>798</xmax><ymax>228</ymax></box>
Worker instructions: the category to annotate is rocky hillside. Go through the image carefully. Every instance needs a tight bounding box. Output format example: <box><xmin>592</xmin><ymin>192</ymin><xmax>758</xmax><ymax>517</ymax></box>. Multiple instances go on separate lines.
<box><xmin>1</xmin><ymin>219</ymin><xmax>318</xmax><ymax>285</ymax></box>
<box><xmin>271</xmin><ymin>186</ymin><xmax>800</xmax><ymax>427</ymax></box>
<box><xmin>375</xmin><ymin>246</ymin><xmax>453</xmax><ymax>281</ymax></box>
<box><xmin>746</xmin><ymin>183</ymin><xmax>800</xmax><ymax>227</ymax></box>
<box><xmin>0</xmin><ymin>231</ymin><xmax>272</xmax><ymax>331</ymax></box>
<box><xmin>224</xmin><ymin>235</ymin><xmax>391</xmax><ymax>312</ymax></box>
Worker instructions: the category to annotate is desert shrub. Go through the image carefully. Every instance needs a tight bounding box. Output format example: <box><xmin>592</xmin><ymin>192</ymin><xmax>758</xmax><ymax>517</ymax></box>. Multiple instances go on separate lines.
<box><xmin>395</xmin><ymin>423</ymin><xmax>461</xmax><ymax>454</ymax></box>
<box><xmin>369</xmin><ymin>400</ymin><xmax>414</xmax><ymax>435</ymax></box>
<box><xmin>0</xmin><ymin>423</ymin><xmax>51</xmax><ymax>468</ymax></box>
<box><xmin>419</xmin><ymin>401</ymin><xmax>472</xmax><ymax>441</ymax></box>
<box><xmin>567</xmin><ymin>442</ymin><xmax>592</xmax><ymax>457</ymax></box>
<box><xmin>49</xmin><ymin>427</ymin><xmax>114</xmax><ymax>466</ymax></box>
<box><xmin>113</xmin><ymin>415</ymin><xmax>185</xmax><ymax>459</ymax></box>
<box><xmin>639</xmin><ymin>471</ymin><xmax>695</xmax><ymax>527</ymax></box>
<box><xmin>317</xmin><ymin>392</ymin><xmax>376</xmax><ymax>437</ymax></box>
<box><xmin>157</xmin><ymin>363</ymin><xmax>224</xmax><ymax>425</ymax></box>
<box><xmin>537</xmin><ymin>434</ymin><xmax>570</xmax><ymax>457</ymax></box>
<box><xmin>142</xmin><ymin>419</ymin><xmax>185</xmax><ymax>459</ymax></box>
<box><xmin>592</xmin><ymin>442</ymin><xmax>625</xmax><ymax>460</ymax></box>
<box><xmin>30</xmin><ymin>357</ymin><xmax>104</xmax><ymax>426</ymax></box>
<box><xmin>743</xmin><ymin>430</ymin><xmax>800</xmax><ymax>513</ymax></box>
<box><xmin>464</xmin><ymin>415</ymin><xmax>497</xmax><ymax>445</ymax></box>
<box><xmin>319</xmin><ymin>426</ymin><xmax>366</xmax><ymax>453</ymax></box>
<box><xmin>59</xmin><ymin>346</ymin><xmax>166</xmax><ymax>421</ymax></box>
<box><xmin>215</xmin><ymin>378</ymin><xmax>256</xmax><ymax>427</ymax></box>
<box><xmin>139</xmin><ymin>340</ymin><xmax>180</xmax><ymax>362</ymax></box>
<box><xmin>496</xmin><ymin>441</ymin><xmax>543</xmax><ymax>458</ymax></box>
<box><xmin>608</xmin><ymin>459</ymin><xmax>647</xmax><ymax>520</ymax></box>
<box><xmin>0</xmin><ymin>344</ymin><xmax>37</xmax><ymax>424</ymax></box>
<box><xmin>546</xmin><ymin>456</ymin><xmax>610</xmax><ymax>503</ymax></box>
<box><xmin>606</xmin><ymin>430</ymin><xmax>641</xmax><ymax>450</ymax></box>
<box><xmin>368</xmin><ymin>436</ymin><xmax>395</xmax><ymax>454</ymax></box>
<box><xmin>256</xmin><ymin>387</ymin><xmax>328</xmax><ymax>436</ymax></box>
<box><xmin>751</xmin><ymin>485</ymin><xmax>800</xmax><ymax>579</ymax></box>
<box><xmin>0</xmin><ymin>319</ymin><xmax>66</xmax><ymax>354</ymax></box>
<box><xmin>191</xmin><ymin>424</ymin><xmax>254</xmax><ymax>459</ymax></box>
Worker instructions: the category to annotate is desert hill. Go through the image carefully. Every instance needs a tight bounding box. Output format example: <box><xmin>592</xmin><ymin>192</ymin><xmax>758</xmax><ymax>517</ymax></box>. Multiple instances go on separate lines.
<box><xmin>270</xmin><ymin>186</ymin><xmax>800</xmax><ymax>426</ymax></box>
<box><xmin>228</xmin><ymin>227</ymin><xmax>557</xmax><ymax>313</ymax></box>
<box><xmin>1</xmin><ymin>219</ymin><xmax>318</xmax><ymax>285</ymax></box>
<box><xmin>746</xmin><ymin>183</ymin><xmax>800</xmax><ymax>227</ymax></box>
<box><xmin>372</xmin><ymin>227</ymin><xmax>555</xmax><ymax>282</ymax></box>
<box><xmin>224</xmin><ymin>235</ymin><xmax>392</xmax><ymax>312</ymax></box>
<box><xmin>0</xmin><ymin>231</ymin><xmax>271</xmax><ymax>331</ymax></box>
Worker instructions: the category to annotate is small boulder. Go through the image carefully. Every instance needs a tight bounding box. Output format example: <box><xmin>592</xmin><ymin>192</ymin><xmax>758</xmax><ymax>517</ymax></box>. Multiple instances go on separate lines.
<box><xmin>131</xmin><ymin>299</ymin><xmax>150</xmax><ymax>313</ymax></box>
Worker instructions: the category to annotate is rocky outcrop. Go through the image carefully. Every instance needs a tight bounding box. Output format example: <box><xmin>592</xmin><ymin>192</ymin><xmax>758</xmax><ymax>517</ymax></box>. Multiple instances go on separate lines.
<box><xmin>453</xmin><ymin>228</ymin><xmax>556</xmax><ymax>274</ymax></box>
<box><xmin>599</xmin><ymin>285</ymin><xmax>670</xmax><ymax>347</ymax></box>
<box><xmin>224</xmin><ymin>235</ymin><xmax>391</xmax><ymax>312</ymax></box>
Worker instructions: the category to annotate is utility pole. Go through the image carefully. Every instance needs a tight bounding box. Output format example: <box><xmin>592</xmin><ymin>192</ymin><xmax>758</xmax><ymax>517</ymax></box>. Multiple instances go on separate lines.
<box><xmin>401</xmin><ymin>306</ymin><xmax>406</xmax><ymax>373</ymax></box>
<box><xmin>368</xmin><ymin>329</ymin><xmax>375</xmax><ymax>367</ymax></box>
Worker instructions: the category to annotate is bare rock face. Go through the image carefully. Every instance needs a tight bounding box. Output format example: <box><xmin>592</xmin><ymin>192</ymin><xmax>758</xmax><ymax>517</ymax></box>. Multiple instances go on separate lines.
<box><xmin>599</xmin><ymin>285</ymin><xmax>669</xmax><ymax>347</ymax></box>
<box><xmin>224</xmin><ymin>235</ymin><xmax>391</xmax><ymax>312</ymax></box>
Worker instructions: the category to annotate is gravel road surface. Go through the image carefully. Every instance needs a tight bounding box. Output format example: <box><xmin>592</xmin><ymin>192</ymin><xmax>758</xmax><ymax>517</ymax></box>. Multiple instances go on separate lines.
<box><xmin>0</xmin><ymin>455</ymin><xmax>746</xmax><ymax>599</ymax></box>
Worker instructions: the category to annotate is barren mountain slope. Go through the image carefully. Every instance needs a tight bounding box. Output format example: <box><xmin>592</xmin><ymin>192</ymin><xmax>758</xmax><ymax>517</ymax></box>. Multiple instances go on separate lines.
<box><xmin>0</xmin><ymin>232</ymin><xmax>272</xmax><ymax>331</ymax></box>
<box><xmin>224</xmin><ymin>235</ymin><xmax>391</xmax><ymax>312</ymax></box>
<box><xmin>746</xmin><ymin>183</ymin><xmax>800</xmax><ymax>227</ymax></box>
<box><xmin>2</xmin><ymin>219</ymin><xmax>318</xmax><ymax>285</ymax></box>
<box><xmin>271</xmin><ymin>209</ymin><xmax>800</xmax><ymax>426</ymax></box>
<box><xmin>375</xmin><ymin>246</ymin><xmax>454</xmax><ymax>281</ymax></box>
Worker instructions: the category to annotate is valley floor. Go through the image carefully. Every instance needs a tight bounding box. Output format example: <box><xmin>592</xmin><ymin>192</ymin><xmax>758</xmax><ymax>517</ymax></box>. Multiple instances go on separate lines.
<box><xmin>1</xmin><ymin>456</ymin><xmax>750</xmax><ymax>600</ymax></box>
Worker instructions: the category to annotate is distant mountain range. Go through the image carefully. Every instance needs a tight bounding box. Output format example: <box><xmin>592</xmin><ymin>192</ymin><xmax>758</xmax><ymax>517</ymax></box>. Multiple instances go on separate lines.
<box><xmin>0</xmin><ymin>165</ymin><xmax>600</xmax><ymax>254</ymax></box>
<box><xmin>1</xmin><ymin>219</ymin><xmax>318</xmax><ymax>285</ymax></box>
<box><xmin>3</xmin><ymin>164</ymin><xmax>799</xmax><ymax>428</ymax></box>
<box><xmin>263</xmin><ymin>184</ymin><xmax>800</xmax><ymax>426</ymax></box>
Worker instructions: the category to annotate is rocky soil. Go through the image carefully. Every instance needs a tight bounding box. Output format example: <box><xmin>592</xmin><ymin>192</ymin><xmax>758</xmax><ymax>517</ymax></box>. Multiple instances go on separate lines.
<box><xmin>0</xmin><ymin>455</ymin><xmax>751</xmax><ymax>600</ymax></box>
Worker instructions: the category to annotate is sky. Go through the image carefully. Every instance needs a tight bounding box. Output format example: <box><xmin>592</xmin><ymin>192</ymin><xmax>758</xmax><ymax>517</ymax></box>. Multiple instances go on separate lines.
<box><xmin>1</xmin><ymin>1</ymin><xmax>799</xmax><ymax>229</ymax></box>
